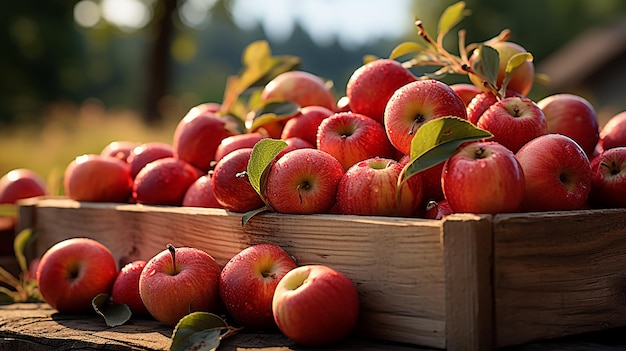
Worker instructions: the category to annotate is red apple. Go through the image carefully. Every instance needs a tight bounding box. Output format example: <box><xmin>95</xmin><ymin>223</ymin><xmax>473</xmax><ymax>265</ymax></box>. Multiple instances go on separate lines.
<box><xmin>64</xmin><ymin>154</ymin><xmax>133</xmax><ymax>203</ymax></box>
<box><xmin>219</xmin><ymin>244</ymin><xmax>297</xmax><ymax>331</ymax></box>
<box><xmin>383</xmin><ymin>79</ymin><xmax>467</xmax><ymax>155</ymax></box>
<box><xmin>515</xmin><ymin>134</ymin><xmax>592</xmax><ymax>212</ymax></box>
<box><xmin>449</xmin><ymin>83</ymin><xmax>483</xmax><ymax>107</ymax></box>
<box><xmin>182</xmin><ymin>174</ymin><xmax>222</xmax><ymax>208</ymax></box>
<box><xmin>100</xmin><ymin>141</ymin><xmax>140</xmax><ymax>162</ymax></box>
<box><xmin>475</xmin><ymin>96</ymin><xmax>548</xmax><ymax>152</ymax></box>
<box><xmin>214</xmin><ymin>132</ymin><xmax>268</xmax><ymax>163</ymax></box>
<box><xmin>466</xmin><ymin>90</ymin><xmax>522</xmax><ymax>125</ymax></box>
<box><xmin>335</xmin><ymin>157</ymin><xmax>423</xmax><ymax>217</ymax></box>
<box><xmin>419</xmin><ymin>161</ymin><xmax>445</xmax><ymax>204</ymax></box>
<box><xmin>346</xmin><ymin>58</ymin><xmax>417</xmax><ymax>124</ymax></box>
<box><xmin>469</xmin><ymin>41</ymin><xmax>535</xmax><ymax>96</ymax></box>
<box><xmin>423</xmin><ymin>199</ymin><xmax>454</xmax><ymax>220</ymax></box>
<box><xmin>264</xmin><ymin>148</ymin><xmax>344</xmax><ymax>214</ymax></box>
<box><xmin>272</xmin><ymin>265</ymin><xmax>360</xmax><ymax>346</ymax></box>
<box><xmin>211</xmin><ymin>148</ymin><xmax>264</xmax><ymax>212</ymax></box>
<box><xmin>442</xmin><ymin>141</ymin><xmax>525</xmax><ymax>214</ymax></box>
<box><xmin>172</xmin><ymin>104</ymin><xmax>236</xmax><ymax>172</ymax></box>
<box><xmin>261</xmin><ymin>71</ymin><xmax>336</xmax><ymax>111</ymax></box>
<box><xmin>275</xmin><ymin>137</ymin><xmax>315</xmax><ymax>160</ymax></box>
<box><xmin>280</xmin><ymin>105</ymin><xmax>334</xmax><ymax>146</ymax></box>
<box><xmin>128</xmin><ymin>142</ymin><xmax>174</xmax><ymax>179</ymax></box>
<box><xmin>597</xmin><ymin>111</ymin><xmax>626</xmax><ymax>153</ymax></box>
<box><xmin>588</xmin><ymin>147</ymin><xmax>626</xmax><ymax>208</ymax></box>
<box><xmin>132</xmin><ymin>157</ymin><xmax>202</xmax><ymax>206</ymax></box>
<box><xmin>0</xmin><ymin>168</ymin><xmax>47</xmax><ymax>204</ymax></box>
<box><xmin>36</xmin><ymin>238</ymin><xmax>118</xmax><ymax>314</ymax></box>
<box><xmin>537</xmin><ymin>93</ymin><xmax>599</xmax><ymax>157</ymax></box>
<box><xmin>139</xmin><ymin>244</ymin><xmax>221</xmax><ymax>326</ymax></box>
<box><xmin>111</xmin><ymin>260</ymin><xmax>150</xmax><ymax>316</ymax></box>
<box><xmin>317</xmin><ymin>112</ymin><xmax>395</xmax><ymax>171</ymax></box>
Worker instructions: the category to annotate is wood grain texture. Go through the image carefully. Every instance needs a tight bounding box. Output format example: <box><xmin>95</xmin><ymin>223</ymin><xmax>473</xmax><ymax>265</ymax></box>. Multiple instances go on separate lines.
<box><xmin>18</xmin><ymin>198</ymin><xmax>447</xmax><ymax>348</ymax></box>
<box><xmin>492</xmin><ymin>209</ymin><xmax>626</xmax><ymax>348</ymax></box>
<box><xmin>443</xmin><ymin>214</ymin><xmax>494</xmax><ymax>351</ymax></box>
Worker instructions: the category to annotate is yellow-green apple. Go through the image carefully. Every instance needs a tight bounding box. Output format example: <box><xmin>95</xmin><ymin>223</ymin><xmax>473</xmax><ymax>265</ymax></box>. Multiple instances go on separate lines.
<box><xmin>335</xmin><ymin>157</ymin><xmax>423</xmax><ymax>217</ymax></box>
<box><xmin>449</xmin><ymin>83</ymin><xmax>483</xmax><ymax>107</ymax></box>
<box><xmin>597</xmin><ymin>111</ymin><xmax>626</xmax><ymax>154</ymax></box>
<box><xmin>346</xmin><ymin>58</ymin><xmax>417</xmax><ymax>124</ymax></box>
<box><xmin>64</xmin><ymin>154</ymin><xmax>133</xmax><ymax>203</ymax></box>
<box><xmin>36</xmin><ymin>238</ymin><xmax>118</xmax><ymax>314</ymax></box>
<box><xmin>588</xmin><ymin>147</ymin><xmax>626</xmax><ymax>208</ymax></box>
<box><xmin>211</xmin><ymin>148</ymin><xmax>264</xmax><ymax>212</ymax></box>
<box><xmin>0</xmin><ymin>168</ymin><xmax>47</xmax><ymax>204</ymax></box>
<box><xmin>132</xmin><ymin>157</ymin><xmax>202</xmax><ymax>206</ymax></box>
<box><xmin>442</xmin><ymin>141</ymin><xmax>525</xmax><ymax>214</ymax></box>
<box><xmin>272</xmin><ymin>265</ymin><xmax>360</xmax><ymax>346</ymax></box>
<box><xmin>317</xmin><ymin>112</ymin><xmax>395</xmax><ymax>171</ymax></box>
<box><xmin>383</xmin><ymin>79</ymin><xmax>467</xmax><ymax>155</ymax></box>
<box><xmin>280</xmin><ymin>105</ymin><xmax>334</xmax><ymax>146</ymax></box>
<box><xmin>264</xmin><ymin>149</ymin><xmax>344</xmax><ymax>214</ymax></box>
<box><xmin>172</xmin><ymin>104</ymin><xmax>236</xmax><ymax>172</ymax></box>
<box><xmin>469</xmin><ymin>41</ymin><xmax>535</xmax><ymax>96</ymax></box>
<box><xmin>423</xmin><ymin>199</ymin><xmax>454</xmax><ymax>220</ymax></box>
<box><xmin>111</xmin><ymin>260</ymin><xmax>150</xmax><ymax>317</ymax></box>
<box><xmin>139</xmin><ymin>244</ymin><xmax>221</xmax><ymax>326</ymax></box>
<box><xmin>261</xmin><ymin>71</ymin><xmax>336</xmax><ymax>111</ymax></box>
<box><xmin>515</xmin><ymin>134</ymin><xmax>592</xmax><ymax>211</ymax></box>
<box><xmin>214</xmin><ymin>132</ymin><xmax>268</xmax><ymax>163</ymax></box>
<box><xmin>475</xmin><ymin>96</ymin><xmax>548</xmax><ymax>152</ymax></box>
<box><xmin>219</xmin><ymin>244</ymin><xmax>297</xmax><ymax>331</ymax></box>
<box><xmin>127</xmin><ymin>142</ymin><xmax>174</xmax><ymax>179</ymax></box>
<box><xmin>536</xmin><ymin>93</ymin><xmax>599</xmax><ymax>157</ymax></box>
<box><xmin>182</xmin><ymin>174</ymin><xmax>222</xmax><ymax>208</ymax></box>
<box><xmin>100</xmin><ymin>140</ymin><xmax>140</xmax><ymax>162</ymax></box>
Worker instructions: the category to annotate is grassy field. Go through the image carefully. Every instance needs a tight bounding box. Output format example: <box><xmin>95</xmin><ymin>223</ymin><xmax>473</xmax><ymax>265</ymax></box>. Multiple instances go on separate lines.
<box><xmin>0</xmin><ymin>102</ymin><xmax>178</xmax><ymax>196</ymax></box>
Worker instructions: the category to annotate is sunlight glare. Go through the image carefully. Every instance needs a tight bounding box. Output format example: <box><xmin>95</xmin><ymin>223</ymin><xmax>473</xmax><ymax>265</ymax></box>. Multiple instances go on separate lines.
<box><xmin>101</xmin><ymin>0</ymin><xmax>152</xmax><ymax>32</ymax></box>
<box><xmin>74</xmin><ymin>0</ymin><xmax>101</xmax><ymax>28</ymax></box>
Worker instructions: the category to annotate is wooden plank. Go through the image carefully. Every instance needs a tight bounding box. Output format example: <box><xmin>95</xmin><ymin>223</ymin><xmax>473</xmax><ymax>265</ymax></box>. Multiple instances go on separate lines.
<box><xmin>442</xmin><ymin>213</ymin><xmax>494</xmax><ymax>351</ymax></box>
<box><xmin>492</xmin><ymin>209</ymin><xmax>626</xmax><ymax>348</ymax></box>
<box><xmin>19</xmin><ymin>198</ymin><xmax>447</xmax><ymax>348</ymax></box>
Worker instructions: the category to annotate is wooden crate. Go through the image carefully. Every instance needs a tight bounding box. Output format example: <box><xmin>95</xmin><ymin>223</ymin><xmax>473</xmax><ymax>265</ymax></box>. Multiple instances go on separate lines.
<box><xmin>16</xmin><ymin>198</ymin><xmax>626</xmax><ymax>350</ymax></box>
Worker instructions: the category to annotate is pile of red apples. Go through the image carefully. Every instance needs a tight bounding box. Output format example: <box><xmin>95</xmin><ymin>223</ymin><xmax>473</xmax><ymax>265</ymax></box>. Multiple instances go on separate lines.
<box><xmin>51</xmin><ymin>48</ymin><xmax>626</xmax><ymax>218</ymax></box>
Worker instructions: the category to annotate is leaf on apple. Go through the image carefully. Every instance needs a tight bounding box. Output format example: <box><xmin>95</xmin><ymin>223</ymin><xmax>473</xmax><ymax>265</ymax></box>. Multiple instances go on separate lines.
<box><xmin>470</xmin><ymin>45</ymin><xmax>499</xmax><ymax>91</ymax></box>
<box><xmin>92</xmin><ymin>293</ymin><xmax>132</xmax><ymax>327</ymax></box>
<box><xmin>247</xmin><ymin>138</ymin><xmax>288</xmax><ymax>197</ymax></box>
<box><xmin>499</xmin><ymin>52</ymin><xmax>533</xmax><ymax>96</ymax></box>
<box><xmin>248</xmin><ymin>101</ymin><xmax>300</xmax><ymax>132</ymax></box>
<box><xmin>399</xmin><ymin>117</ymin><xmax>492</xmax><ymax>187</ymax></box>
<box><xmin>436</xmin><ymin>1</ymin><xmax>469</xmax><ymax>43</ymax></box>
<box><xmin>170</xmin><ymin>311</ymin><xmax>229</xmax><ymax>351</ymax></box>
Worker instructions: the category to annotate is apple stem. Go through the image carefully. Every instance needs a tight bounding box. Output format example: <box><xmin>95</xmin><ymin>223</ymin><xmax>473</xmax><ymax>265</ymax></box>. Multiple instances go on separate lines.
<box><xmin>167</xmin><ymin>244</ymin><xmax>177</xmax><ymax>274</ymax></box>
<box><xmin>296</xmin><ymin>184</ymin><xmax>304</xmax><ymax>204</ymax></box>
<box><xmin>408</xmin><ymin>116</ymin><xmax>424</xmax><ymax>136</ymax></box>
<box><xmin>600</xmin><ymin>161</ymin><xmax>619</xmax><ymax>175</ymax></box>
<box><xmin>474</xmin><ymin>147</ymin><xmax>486</xmax><ymax>159</ymax></box>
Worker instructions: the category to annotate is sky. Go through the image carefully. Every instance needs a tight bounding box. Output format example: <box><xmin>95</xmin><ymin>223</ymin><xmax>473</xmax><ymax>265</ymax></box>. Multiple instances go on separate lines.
<box><xmin>73</xmin><ymin>0</ymin><xmax>415</xmax><ymax>50</ymax></box>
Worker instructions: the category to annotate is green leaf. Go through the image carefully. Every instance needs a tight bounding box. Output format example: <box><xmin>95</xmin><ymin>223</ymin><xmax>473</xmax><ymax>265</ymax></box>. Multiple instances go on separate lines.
<box><xmin>437</xmin><ymin>1</ymin><xmax>467</xmax><ymax>41</ymax></box>
<box><xmin>247</xmin><ymin>138</ymin><xmax>288</xmax><ymax>197</ymax></box>
<box><xmin>170</xmin><ymin>312</ymin><xmax>228</xmax><ymax>351</ymax></box>
<box><xmin>92</xmin><ymin>293</ymin><xmax>132</xmax><ymax>327</ymax></box>
<box><xmin>0</xmin><ymin>204</ymin><xmax>17</xmax><ymax>217</ymax></box>
<box><xmin>389</xmin><ymin>42</ymin><xmax>424</xmax><ymax>60</ymax></box>
<box><xmin>472</xmin><ymin>45</ymin><xmax>499</xmax><ymax>89</ymax></box>
<box><xmin>249</xmin><ymin>101</ymin><xmax>300</xmax><ymax>132</ymax></box>
<box><xmin>363</xmin><ymin>54</ymin><xmax>380</xmax><ymax>64</ymax></box>
<box><xmin>400</xmin><ymin>117</ymin><xmax>492</xmax><ymax>186</ymax></box>
<box><xmin>500</xmin><ymin>52</ymin><xmax>533</xmax><ymax>95</ymax></box>
<box><xmin>13</xmin><ymin>228</ymin><xmax>34</xmax><ymax>274</ymax></box>
<box><xmin>241</xmin><ymin>205</ymin><xmax>270</xmax><ymax>226</ymax></box>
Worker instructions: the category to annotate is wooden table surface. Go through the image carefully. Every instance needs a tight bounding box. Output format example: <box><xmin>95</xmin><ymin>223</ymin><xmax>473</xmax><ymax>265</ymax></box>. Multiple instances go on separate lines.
<box><xmin>1</xmin><ymin>303</ymin><xmax>626</xmax><ymax>351</ymax></box>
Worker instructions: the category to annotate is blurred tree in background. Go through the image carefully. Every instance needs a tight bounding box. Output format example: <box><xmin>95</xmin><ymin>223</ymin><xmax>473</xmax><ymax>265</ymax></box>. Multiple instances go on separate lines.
<box><xmin>1</xmin><ymin>0</ymin><xmax>625</xmax><ymax>127</ymax></box>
